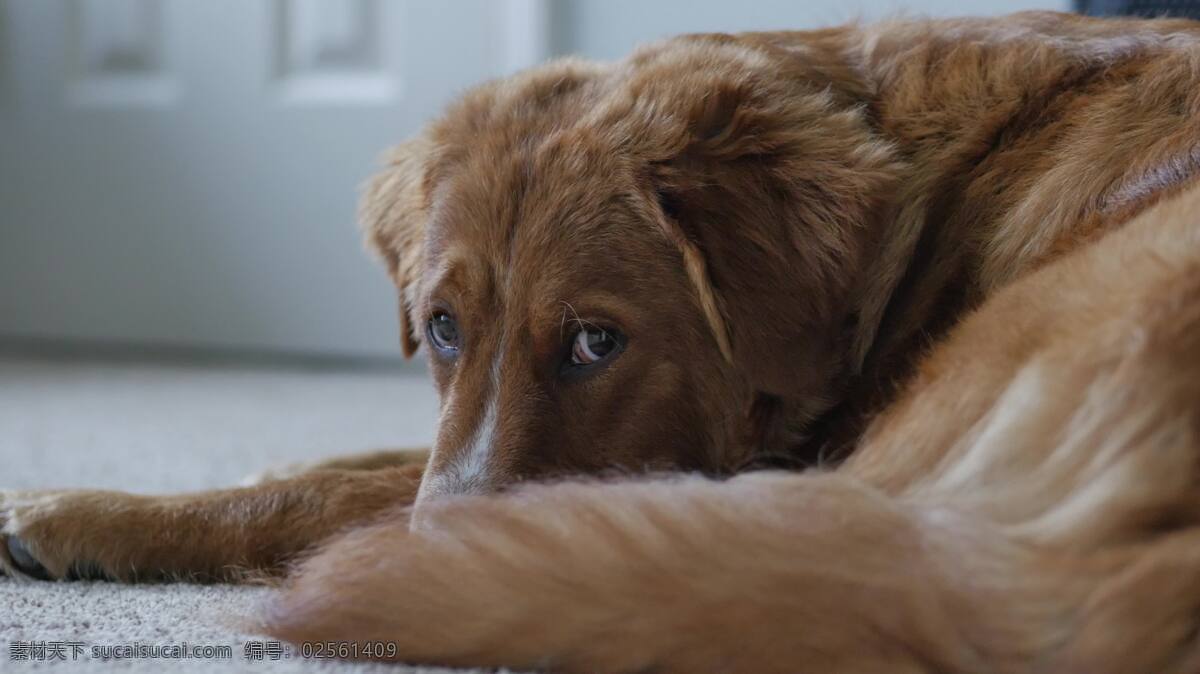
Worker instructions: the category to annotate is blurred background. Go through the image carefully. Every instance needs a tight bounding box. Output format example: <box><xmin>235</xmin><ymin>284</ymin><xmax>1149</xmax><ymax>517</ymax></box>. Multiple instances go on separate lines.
<box><xmin>0</xmin><ymin>0</ymin><xmax>1078</xmax><ymax>366</ymax></box>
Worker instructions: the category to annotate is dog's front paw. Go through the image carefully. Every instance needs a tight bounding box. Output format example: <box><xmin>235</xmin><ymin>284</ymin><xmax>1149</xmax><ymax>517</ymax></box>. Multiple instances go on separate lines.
<box><xmin>1</xmin><ymin>491</ymin><xmax>61</xmax><ymax>580</ymax></box>
<box><xmin>0</xmin><ymin>489</ymin><xmax>137</xmax><ymax>582</ymax></box>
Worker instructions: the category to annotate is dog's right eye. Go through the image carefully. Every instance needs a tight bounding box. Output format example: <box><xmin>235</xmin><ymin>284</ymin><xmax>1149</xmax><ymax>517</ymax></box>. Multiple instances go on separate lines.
<box><xmin>427</xmin><ymin>311</ymin><xmax>460</xmax><ymax>353</ymax></box>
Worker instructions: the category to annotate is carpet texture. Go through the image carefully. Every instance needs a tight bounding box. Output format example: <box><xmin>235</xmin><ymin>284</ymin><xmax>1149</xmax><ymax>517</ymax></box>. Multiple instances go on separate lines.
<box><xmin>0</xmin><ymin>352</ymin><xmax>496</xmax><ymax>673</ymax></box>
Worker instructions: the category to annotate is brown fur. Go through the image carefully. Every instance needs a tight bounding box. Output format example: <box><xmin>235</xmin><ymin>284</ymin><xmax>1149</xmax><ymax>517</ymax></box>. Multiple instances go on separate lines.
<box><xmin>264</xmin><ymin>185</ymin><xmax>1200</xmax><ymax>672</ymax></box>
<box><xmin>4</xmin><ymin>10</ymin><xmax>1200</xmax><ymax>672</ymax></box>
<box><xmin>1</xmin><ymin>459</ymin><xmax>426</xmax><ymax>581</ymax></box>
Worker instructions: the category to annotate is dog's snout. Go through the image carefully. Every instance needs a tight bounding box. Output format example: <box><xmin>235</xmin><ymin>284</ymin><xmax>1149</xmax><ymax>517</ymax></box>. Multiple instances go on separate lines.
<box><xmin>416</xmin><ymin>380</ymin><xmax>508</xmax><ymax>506</ymax></box>
<box><xmin>416</xmin><ymin>469</ymin><xmax>496</xmax><ymax>502</ymax></box>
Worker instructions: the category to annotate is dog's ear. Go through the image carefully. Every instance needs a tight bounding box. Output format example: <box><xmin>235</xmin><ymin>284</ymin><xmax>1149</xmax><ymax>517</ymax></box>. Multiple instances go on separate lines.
<box><xmin>632</xmin><ymin>49</ymin><xmax>900</xmax><ymax>426</ymax></box>
<box><xmin>360</xmin><ymin>137</ymin><xmax>434</xmax><ymax>358</ymax></box>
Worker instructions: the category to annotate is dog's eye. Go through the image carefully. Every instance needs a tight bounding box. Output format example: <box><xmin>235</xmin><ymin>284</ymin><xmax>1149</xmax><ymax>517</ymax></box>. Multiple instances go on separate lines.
<box><xmin>570</xmin><ymin>326</ymin><xmax>618</xmax><ymax>366</ymax></box>
<box><xmin>427</xmin><ymin>311</ymin><xmax>460</xmax><ymax>353</ymax></box>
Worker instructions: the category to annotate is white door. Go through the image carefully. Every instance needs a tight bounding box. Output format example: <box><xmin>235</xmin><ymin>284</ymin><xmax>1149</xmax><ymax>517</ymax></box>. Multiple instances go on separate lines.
<box><xmin>0</xmin><ymin>0</ymin><xmax>547</xmax><ymax>357</ymax></box>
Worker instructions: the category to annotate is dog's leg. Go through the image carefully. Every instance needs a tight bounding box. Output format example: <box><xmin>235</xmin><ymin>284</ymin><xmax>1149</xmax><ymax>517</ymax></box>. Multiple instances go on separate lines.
<box><xmin>0</xmin><ymin>464</ymin><xmax>422</xmax><ymax>582</ymax></box>
<box><xmin>240</xmin><ymin>447</ymin><xmax>430</xmax><ymax>485</ymax></box>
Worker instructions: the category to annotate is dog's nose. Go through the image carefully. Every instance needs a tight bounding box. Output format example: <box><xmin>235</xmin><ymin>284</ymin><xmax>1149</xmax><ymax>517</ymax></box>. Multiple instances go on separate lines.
<box><xmin>428</xmin><ymin>474</ymin><xmax>491</xmax><ymax>499</ymax></box>
<box><xmin>409</xmin><ymin>471</ymin><xmax>500</xmax><ymax>532</ymax></box>
<box><xmin>412</xmin><ymin>468</ymin><xmax>496</xmax><ymax>508</ymax></box>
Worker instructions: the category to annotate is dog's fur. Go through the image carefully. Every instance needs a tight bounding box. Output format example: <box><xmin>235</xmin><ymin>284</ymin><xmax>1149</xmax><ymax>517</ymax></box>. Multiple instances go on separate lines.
<box><xmin>4</xmin><ymin>10</ymin><xmax>1200</xmax><ymax>671</ymax></box>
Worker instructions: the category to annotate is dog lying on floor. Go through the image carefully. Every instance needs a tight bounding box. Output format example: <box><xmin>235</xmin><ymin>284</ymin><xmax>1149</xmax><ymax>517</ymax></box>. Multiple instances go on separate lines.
<box><xmin>4</xmin><ymin>9</ymin><xmax>1200</xmax><ymax>671</ymax></box>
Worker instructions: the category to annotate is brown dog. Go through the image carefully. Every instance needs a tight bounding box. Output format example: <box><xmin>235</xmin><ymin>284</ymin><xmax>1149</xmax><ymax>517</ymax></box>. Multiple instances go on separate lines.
<box><xmin>5</xmin><ymin>10</ymin><xmax>1200</xmax><ymax>671</ymax></box>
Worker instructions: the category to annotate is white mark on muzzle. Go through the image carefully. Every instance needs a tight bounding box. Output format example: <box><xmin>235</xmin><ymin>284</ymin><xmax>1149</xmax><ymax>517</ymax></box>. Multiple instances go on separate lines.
<box><xmin>446</xmin><ymin>351</ymin><xmax>503</xmax><ymax>493</ymax></box>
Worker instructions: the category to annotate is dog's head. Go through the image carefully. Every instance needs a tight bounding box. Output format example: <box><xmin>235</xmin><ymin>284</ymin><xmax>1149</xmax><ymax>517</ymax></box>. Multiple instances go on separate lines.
<box><xmin>364</xmin><ymin>35</ymin><xmax>900</xmax><ymax>503</ymax></box>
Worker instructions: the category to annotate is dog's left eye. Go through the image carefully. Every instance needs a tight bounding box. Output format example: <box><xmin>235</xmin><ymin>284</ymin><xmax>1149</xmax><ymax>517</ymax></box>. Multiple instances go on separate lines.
<box><xmin>427</xmin><ymin>311</ymin><xmax>460</xmax><ymax>353</ymax></box>
<box><xmin>570</xmin><ymin>327</ymin><xmax>619</xmax><ymax>366</ymax></box>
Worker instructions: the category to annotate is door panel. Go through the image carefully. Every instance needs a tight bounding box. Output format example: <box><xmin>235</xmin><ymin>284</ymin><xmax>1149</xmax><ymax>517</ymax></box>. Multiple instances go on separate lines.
<box><xmin>0</xmin><ymin>0</ymin><xmax>546</xmax><ymax>357</ymax></box>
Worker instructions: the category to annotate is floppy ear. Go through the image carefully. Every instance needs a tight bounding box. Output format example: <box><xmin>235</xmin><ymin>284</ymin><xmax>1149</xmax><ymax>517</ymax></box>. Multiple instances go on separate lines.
<box><xmin>360</xmin><ymin>137</ymin><xmax>434</xmax><ymax>358</ymax></box>
<box><xmin>632</xmin><ymin>53</ymin><xmax>900</xmax><ymax>426</ymax></box>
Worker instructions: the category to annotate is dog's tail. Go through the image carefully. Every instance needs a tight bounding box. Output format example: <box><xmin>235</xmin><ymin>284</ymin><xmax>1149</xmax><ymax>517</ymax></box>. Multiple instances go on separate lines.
<box><xmin>258</xmin><ymin>470</ymin><xmax>1200</xmax><ymax>673</ymax></box>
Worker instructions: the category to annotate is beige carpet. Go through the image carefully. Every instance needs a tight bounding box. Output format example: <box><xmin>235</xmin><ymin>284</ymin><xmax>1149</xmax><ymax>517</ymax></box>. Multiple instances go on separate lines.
<box><xmin>0</xmin><ymin>352</ymin><xmax>496</xmax><ymax>673</ymax></box>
